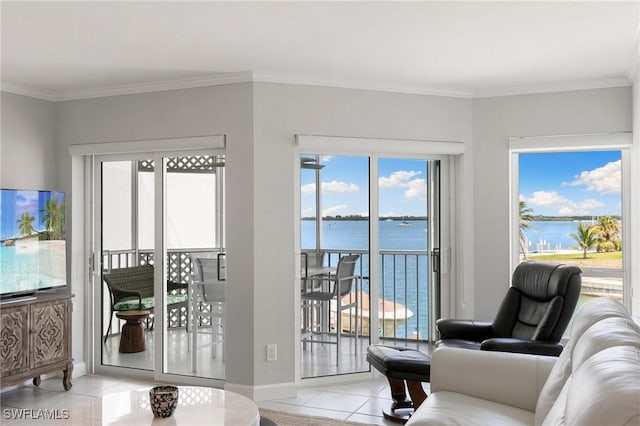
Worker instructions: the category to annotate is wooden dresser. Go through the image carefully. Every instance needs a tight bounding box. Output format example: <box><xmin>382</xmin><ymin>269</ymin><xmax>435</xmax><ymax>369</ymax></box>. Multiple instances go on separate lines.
<box><xmin>0</xmin><ymin>293</ymin><xmax>73</xmax><ymax>390</ymax></box>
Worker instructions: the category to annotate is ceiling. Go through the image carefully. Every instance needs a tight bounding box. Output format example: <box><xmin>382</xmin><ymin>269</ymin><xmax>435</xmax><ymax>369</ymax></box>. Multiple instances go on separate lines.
<box><xmin>1</xmin><ymin>1</ymin><xmax>639</xmax><ymax>101</ymax></box>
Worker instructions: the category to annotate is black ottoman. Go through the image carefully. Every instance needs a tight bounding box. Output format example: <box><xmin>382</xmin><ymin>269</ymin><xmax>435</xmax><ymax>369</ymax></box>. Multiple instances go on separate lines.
<box><xmin>367</xmin><ymin>345</ymin><xmax>431</xmax><ymax>423</ymax></box>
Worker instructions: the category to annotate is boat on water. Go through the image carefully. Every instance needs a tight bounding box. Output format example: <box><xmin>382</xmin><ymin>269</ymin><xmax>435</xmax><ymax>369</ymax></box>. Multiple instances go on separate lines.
<box><xmin>333</xmin><ymin>292</ymin><xmax>414</xmax><ymax>337</ymax></box>
<box><xmin>398</xmin><ymin>221</ymin><xmax>412</xmax><ymax>227</ymax></box>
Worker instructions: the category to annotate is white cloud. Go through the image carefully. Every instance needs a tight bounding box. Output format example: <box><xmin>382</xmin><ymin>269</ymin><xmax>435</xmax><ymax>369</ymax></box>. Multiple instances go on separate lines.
<box><xmin>379</xmin><ymin>170</ymin><xmax>421</xmax><ymax>188</ymax></box>
<box><xmin>405</xmin><ymin>178</ymin><xmax>427</xmax><ymax>199</ymax></box>
<box><xmin>301</xmin><ymin>183</ymin><xmax>316</xmax><ymax>194</ymax></box>
<box><xmin>301</xmin><ymin>181</ymin><xmax>359</xmax><ymax>194</ymax></box>
<box><xmin>527</xmin><ymin>191</ymin><xmax>568</xmax><ymax>207</ymax></box>
<box><xmin>563</xmin><ymin>160</ymin><xmax>621</xmax><ymax>195</ymax></box>
<box><xmin>379</xmin><ymin>170</ymin><xmax>426</xmax><ymax>199</ymax></box>
<box><xmin>321</xmin><ymin>181</ymin><xmax>359</xmax><ymax>193</ymax></box>
<box><xmin>301</xmin><ymin>207</ymin><xmax>315</xmax><ymax>217</ymax></box>
<box><xmin>322</xmin><ymin>204</ymin><xmax>347</xmax><ymax>216</ymax></box>
<box><xmin>525</xmin><ymin>191</ymin><xmax>604</xmax><ymax>215</ymax></box>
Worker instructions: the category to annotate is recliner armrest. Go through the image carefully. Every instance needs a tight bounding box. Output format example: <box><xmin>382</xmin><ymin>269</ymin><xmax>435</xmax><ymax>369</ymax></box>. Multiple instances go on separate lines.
<box><xmin>430</xmin><ymin>347</ymin><xmax>556</xmax><ymax>413</ymax></box>
<box><xmin>436</xmin><ymin>318</ymin><xmax>494</xmax><ymax>341</ymax></box>
<box><xmin>480</xmin><ymin>338</ymin><xmax>564</xmax><ymax>357</ymax></box>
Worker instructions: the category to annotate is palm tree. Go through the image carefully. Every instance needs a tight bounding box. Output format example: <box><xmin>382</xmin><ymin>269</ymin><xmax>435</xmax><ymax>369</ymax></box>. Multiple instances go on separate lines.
<box><xmin>40</xmin><ymin>196</ymin><xmax>65</xmax><ymax>240</ymax></box>
<box><xmin>593</xmin><ymin>216</ymin><xmax>621</xmax><ymax>252</ymax></box>
<box><xmin>569</xmin><ymin>222</ymin><xmax>598</xmax><ymax>259</ymax></box>
<box><xmin>519</xmin><ymin>200</ymin><xmax>535</xmax><ymax>260</ymax></box>
<box><xmin>17</xmin><ymin>212</ymin><xmax>36</xmax><ymax>237</ymax></box>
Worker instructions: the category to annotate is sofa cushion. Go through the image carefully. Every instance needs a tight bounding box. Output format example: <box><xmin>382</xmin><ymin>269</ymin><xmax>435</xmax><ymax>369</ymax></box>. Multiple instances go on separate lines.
<box><xmin>406</xmin><ymin>391</ymin><xmax>534</xmax><ymax>426</ymax></box>
<box><xmin>534</xmin><ymin>298</ymin><xmax>631</xmax><ymax>424</ymax></box>
<box><xmin>542</xmin><ymin>346</ymin><xmax>640</xmax><ymax>426</ymax></box>
<box><xmin>571</xmin><ymin>316</ymin><xmax>640</xmax><ymax>369</ymax></box>
<box><xmin>114</xmin><ymin>293</ymin><xmax>188</xmax><ymax>311</ymax></box>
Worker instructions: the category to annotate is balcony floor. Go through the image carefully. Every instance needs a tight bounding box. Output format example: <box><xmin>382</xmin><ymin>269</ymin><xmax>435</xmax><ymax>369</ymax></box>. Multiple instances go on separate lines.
<box><xmin>102</xmin><ymin>328</ymin><xmax>432</xmax><ymax>379</ymax></box>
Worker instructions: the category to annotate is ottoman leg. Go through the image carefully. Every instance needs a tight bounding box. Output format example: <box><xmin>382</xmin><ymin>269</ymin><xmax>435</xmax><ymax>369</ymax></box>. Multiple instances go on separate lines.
<box><xmin>383</xmin><ymin>377</ymin><xmax>414</xmax><ymax>423</ymax></box>
<box><xmin>406</xmin><ymin>380</ymin><xmax>427</xmax><ymax>409</ymax></box>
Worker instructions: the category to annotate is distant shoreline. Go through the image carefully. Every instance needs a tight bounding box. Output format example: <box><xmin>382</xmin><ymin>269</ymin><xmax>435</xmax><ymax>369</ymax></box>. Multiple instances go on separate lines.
<box><xmin>301</xmin><ymin>215</ymin><xmax>620</xmax><ymax>222</ymax></box>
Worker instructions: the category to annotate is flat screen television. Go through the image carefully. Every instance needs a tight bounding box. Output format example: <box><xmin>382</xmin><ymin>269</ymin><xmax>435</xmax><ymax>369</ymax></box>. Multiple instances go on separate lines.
<box><xmin>0</xmin><ymin>189</ymin><xmax>67</xmax><ymax>299</ymax></box>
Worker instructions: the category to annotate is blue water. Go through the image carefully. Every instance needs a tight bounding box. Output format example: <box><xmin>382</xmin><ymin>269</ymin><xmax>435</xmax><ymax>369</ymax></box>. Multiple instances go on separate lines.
<box><xmin>522</xmin><ymin>220</ymin><xmax>590</xmax><ymax>252</ymax></box>
<box><xmin>302</xmin><ymin>219</ymin><xmax>581</xmax><ymax>340</ymax></box>
<box><xmin>303</xmin><ymin>219</ymin><xmax>429</xmax><ymax>339</ymax></box>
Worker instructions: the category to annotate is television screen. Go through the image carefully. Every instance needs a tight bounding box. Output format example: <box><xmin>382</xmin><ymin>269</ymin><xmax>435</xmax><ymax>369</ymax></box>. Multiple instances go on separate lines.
<box><xmin>0</xmin><ymin>189</ymin><xmax>67</xmax><ymax>298</ymax></box>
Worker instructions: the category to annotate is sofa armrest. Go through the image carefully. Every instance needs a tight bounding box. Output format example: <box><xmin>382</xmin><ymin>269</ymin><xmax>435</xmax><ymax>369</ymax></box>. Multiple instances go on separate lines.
<box><xmin>481</xmin><ymin>338</ymin><xmax>564</xmax><ymax>356</ymax></box>
<box><xmin>430</xmin><ymin>347</ymin><xmax>556</xmax><ymax>412</ymax></box>
<box><xmin>436</xmin><ymin>318</ymin><xmax>493</xmax><ymax>341</ymax></box>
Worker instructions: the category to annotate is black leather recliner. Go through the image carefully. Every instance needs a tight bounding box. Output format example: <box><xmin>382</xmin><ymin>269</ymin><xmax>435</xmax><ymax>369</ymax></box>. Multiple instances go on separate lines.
<box><xmin>437</xmin><ymin>261</ymin><xmax>582</xmax><ymax>357</ymax></box>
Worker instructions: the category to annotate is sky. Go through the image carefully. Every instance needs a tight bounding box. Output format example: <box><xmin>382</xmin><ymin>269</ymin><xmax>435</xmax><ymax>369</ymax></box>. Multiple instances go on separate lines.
<box><xmin>0</xmin><ymin>190</ymin><xmax>64</xmax><ymax>240</ymax></box>
<box><xmin>301</xmin><ymin>156</ymin><xmax>429</xmax><ymax>218</ymax></box>
<box><xmin>300</xmin><ymin>150</ymin><xmax>622</xmax><ymax>219</ymax></box>
<box><xmin>519</xmin><ymin>151</ymin><xmax>621</xmax><ymax>217</ymax></box>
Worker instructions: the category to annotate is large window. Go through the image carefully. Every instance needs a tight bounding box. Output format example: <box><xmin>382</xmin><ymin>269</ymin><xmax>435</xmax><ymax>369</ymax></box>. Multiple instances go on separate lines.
<box><xmin>510</xmin><ymin>134</ymin><xmax>632</xmax><ymax>312</ymax></box>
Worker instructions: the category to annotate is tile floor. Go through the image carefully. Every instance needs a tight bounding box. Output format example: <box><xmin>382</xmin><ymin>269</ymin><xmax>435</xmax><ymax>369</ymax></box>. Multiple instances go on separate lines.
<box><xmin>0</xmin><ymin>374</ymin><xmax>427</xmax><ymax>425</ymax></box>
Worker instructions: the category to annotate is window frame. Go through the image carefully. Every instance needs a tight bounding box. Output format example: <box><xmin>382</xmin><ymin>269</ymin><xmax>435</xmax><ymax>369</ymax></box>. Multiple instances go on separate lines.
<box><xmin>508</xmin><ymin>132</ymin><xmax>633</xmax><ymax>310</ymax></box>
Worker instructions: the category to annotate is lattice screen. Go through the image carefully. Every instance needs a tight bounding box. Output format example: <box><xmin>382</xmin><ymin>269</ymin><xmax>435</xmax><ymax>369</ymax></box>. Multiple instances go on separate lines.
<box><xmin>138</xmin><ymin>155</ymin><xmax>223</xmax><ymax>173</ymax></box>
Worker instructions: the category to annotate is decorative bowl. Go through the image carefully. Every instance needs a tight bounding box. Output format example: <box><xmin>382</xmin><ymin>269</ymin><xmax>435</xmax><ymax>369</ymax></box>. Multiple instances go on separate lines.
<box><xmin>149</xmin><ymin>385</ymin><xmax>179</xmax><ymax>418</ymax></box>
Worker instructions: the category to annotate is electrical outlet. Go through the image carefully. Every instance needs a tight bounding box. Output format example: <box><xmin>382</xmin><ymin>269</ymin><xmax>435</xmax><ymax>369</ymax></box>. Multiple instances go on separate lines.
<box><xmin>266</xmin><ymin>344</ymin><xmax>277</xmax><ymax>361</ymax></box>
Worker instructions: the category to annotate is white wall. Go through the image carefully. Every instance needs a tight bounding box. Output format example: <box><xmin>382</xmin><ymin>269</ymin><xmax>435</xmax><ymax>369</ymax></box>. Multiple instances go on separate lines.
<box><xmin>252</xmin><ymin>83</ymin><xmax>473</xmax><ymax>387</ymax></box>
<box><xmin>472</xmin><ymin>87</ymin><xmax>633</xmax><ymax>320</ymax></box>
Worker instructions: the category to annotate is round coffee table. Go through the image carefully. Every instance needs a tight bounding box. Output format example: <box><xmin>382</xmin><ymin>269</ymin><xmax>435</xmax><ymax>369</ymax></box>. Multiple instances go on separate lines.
<box><xmin>115</xmin><ymin>310</ymin><xmax>151</xmax><ymax>353</ymax></box>
<box><xmin>96</xmin><ymin>386</ymin><xmax>259</xmax><ymax>425</ymax></box>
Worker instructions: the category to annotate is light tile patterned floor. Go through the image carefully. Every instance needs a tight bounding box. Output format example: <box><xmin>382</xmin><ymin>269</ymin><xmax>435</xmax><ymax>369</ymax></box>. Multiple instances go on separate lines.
<box><xmin>0</xmin><ymin>375</ymin><xmax>428</xmax><ymax>425</ymax></box>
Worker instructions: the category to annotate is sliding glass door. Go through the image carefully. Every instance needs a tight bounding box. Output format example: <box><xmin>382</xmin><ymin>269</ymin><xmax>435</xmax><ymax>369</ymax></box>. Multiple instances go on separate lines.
<box><xmin>299</xmin><ymin>152</ymin><xmax>446</xmax><ymax>379</ymax></box>
<box><xmin>94</xmin><ymin>151</ymin><xmax>225</xmax><ymax>381</ymax></box>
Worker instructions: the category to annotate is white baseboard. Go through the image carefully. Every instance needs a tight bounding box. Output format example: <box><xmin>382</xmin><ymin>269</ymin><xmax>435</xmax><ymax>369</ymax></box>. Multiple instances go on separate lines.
<box><xmin>71</xmin><ymin>361</ymin><xmax>87</xmax><ymax>378</ymax></box>
<box><xmin>225</xmin><ymin>381</ymin><xmax>297</xmax><ymax>401</ymax></box>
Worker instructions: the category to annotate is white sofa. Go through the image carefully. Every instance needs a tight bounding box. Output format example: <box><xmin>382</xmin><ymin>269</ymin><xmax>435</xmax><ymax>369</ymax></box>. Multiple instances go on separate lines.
<box><xmin>406</xmin><ymin>297</ymin><xmax>640</xmax><ymax>426</ymax></box>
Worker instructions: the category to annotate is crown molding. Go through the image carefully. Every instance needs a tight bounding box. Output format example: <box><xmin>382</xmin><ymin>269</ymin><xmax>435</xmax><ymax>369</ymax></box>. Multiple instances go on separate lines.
<box><xmin>628</xmin><ymin>22</ymin><xmax>640</xmax><ymax>83</ymax></box>
<box><xmin>472</xmin><ymin>77</ymin><xmax>632</xmax><ymax>99</ymax></box>
<box><xmin>252</xmin><ymin>71</ymin><xmax>474</xmax><ymax>98</ymax></box>
<box><xmin>1</xmin><ymin>73</ymin><xmax>633</xmax><ymax>102</ymax></box>
<box><xmin>1</xmin><ymin>81</ymin><xmax>57</xmax><ymax>102</ymax></box>
<box><xmin>54</xmin><ymin>72</ymin><xmax>254</xmax><ymax>101</ymax></box>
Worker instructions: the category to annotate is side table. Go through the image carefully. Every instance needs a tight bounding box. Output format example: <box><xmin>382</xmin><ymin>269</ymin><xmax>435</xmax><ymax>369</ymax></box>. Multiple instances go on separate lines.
<box><xmin>115</xmin><ymin>310</ymin><xmax>151</xmax><ymax>353</ymax></box>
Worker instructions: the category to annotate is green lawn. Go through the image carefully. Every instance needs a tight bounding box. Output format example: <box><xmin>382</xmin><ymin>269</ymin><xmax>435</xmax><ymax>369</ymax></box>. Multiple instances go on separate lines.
<box><xmin>528</xmin><ymin>251</ymin><xmax>622</xmax><ymax>268</ymax></box>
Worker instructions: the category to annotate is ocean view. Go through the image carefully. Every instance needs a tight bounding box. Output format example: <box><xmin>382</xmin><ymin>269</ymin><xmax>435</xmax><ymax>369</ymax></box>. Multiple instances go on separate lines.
<box><xmin>302</xmin><ymin>219</ymin><xmax>586</xmax><ymax>339</ymax></box>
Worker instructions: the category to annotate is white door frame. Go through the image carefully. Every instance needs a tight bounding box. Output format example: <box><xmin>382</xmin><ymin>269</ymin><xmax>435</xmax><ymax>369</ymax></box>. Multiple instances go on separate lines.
<box><xmin>294</xmin><ymin>134</ymin><xmax>462</xmax><ymax>382</ymax></box>
<box><xmin>71</xmin><ymin>136</ymin><xmax>226</xmax><ymax>384</ymax></box>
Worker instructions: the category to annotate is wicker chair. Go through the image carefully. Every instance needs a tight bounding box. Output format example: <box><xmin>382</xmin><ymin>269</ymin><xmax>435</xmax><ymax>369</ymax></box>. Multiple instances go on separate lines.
<box><xmin>103</xmin><ymin>264</ymin><xmax>188</xmax><ymax>343</ymax></box>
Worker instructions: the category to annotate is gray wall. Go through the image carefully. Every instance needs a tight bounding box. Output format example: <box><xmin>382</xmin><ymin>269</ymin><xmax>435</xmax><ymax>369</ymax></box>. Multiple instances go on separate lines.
<box><xmin>55</xmin><ymin>83</ymin><xmax>256</xmax><ymax>386</ymax></box>
<box><xmin>1</xmin><ymin>92</ymin><xmax>57</xmax><ymax>189</ymax></box>
<box><xmin>471</xmin><ymin>87</ymin><xmax>633</xmax><ymax>320</ymax></box>
<box><xmin>57</xmin><ymin>82</ymin><xmax>474</xmax><ymax>389</ymax></box>
<box><xmin>633</xmin><ymin>68</ymin><xmax>640</xmax><ymax>314</ymax></box>
<box><xmin>1</xmin><ymin>81</ymin><xmax>635</xmax><ymax>391</ymax></box>
<box><xmin>252</xmin><ymin>83</ymin><xmax>473</xmax><ymax>385</ymax></box>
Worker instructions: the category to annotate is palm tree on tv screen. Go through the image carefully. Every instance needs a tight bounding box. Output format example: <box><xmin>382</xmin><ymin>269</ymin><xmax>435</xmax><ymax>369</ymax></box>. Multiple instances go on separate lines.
<box><xmin>17</xmin><ymin>212</ymin><xmax>36</xmax><ymax>237</ymax></box>
<box><xmin>40</xmin><ymin>196</ymin><xmax>65</xmax><ymax>240</ymax></box>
